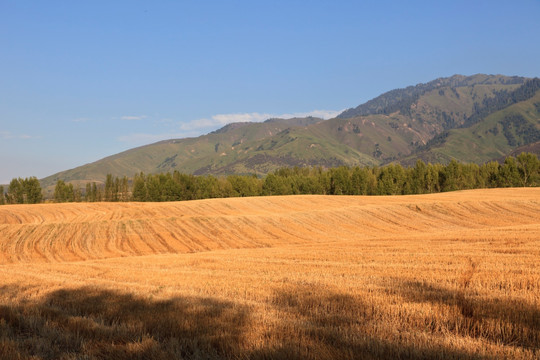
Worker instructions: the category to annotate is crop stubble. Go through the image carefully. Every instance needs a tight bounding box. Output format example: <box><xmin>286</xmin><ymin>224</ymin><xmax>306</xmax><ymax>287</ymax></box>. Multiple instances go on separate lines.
<box><xmin>0</xmin><ymin>188</ymin><xmax>539</xmax><ymax>359</ymax></box>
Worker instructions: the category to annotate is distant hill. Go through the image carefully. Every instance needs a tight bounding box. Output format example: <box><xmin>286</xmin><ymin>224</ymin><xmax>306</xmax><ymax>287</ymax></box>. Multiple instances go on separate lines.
<box><xmin>41</xmin><ymin>74</ymin><xmax>540</xmax><ymax>190</ymax></box>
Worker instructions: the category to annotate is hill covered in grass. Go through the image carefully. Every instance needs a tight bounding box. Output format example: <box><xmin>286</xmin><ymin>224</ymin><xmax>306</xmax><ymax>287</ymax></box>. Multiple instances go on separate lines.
<box><xmin>40</xmin><ymin>74</ymin><xmax>540</xmax><ymax>188</ymax></box>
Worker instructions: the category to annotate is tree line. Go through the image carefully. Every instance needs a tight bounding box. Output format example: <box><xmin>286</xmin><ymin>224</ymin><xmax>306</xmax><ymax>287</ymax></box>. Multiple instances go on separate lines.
<box><xmin>1</xmin><ymin>153</ymin><xmax>539</xmax><ymax>205</ymax></box>
<box><xmin>0</xmin><ymin>177</ymin><xmax>43</xmax><ymax>205</ymax></box>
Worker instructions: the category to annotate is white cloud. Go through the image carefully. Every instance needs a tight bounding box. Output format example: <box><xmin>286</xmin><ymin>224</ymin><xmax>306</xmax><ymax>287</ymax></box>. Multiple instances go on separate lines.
<box><xmin>72</xmin><ymin>117</ymin><xmax>89</xmax><ymax>123</ymax></box>
<box><xmin>117</xmin><ymin>109</ymin><xmax>343</xmax><ymax>147</ymax></box>
<box><xmin>181</xmin><ymin>109</ymin><xmax>342</xmax><ymax>131</ymax></box>
<box><xmin>283</xmin><ymin>109</ymin><xmax>343</xmax><ymax>119</ymax></box>
<box><xmin>120</xmin><ymin>115</ymin><xmax>147</xmax><ymax>121</ymax></box>
<box><xmin>118</xmin><ymin>132</ymin><xmax>199</xmax><ymax>145</ymax></box>
<box><xmin>0</xmin><ymin>131</ymin><xmax>37</xmax><ymax>140</ymax></box>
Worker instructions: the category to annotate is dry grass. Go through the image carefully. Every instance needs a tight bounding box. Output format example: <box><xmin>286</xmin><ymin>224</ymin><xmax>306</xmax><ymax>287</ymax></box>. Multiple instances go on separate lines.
<box><xmin>0</xmin><ymin>188</ymin><xmax>539</xmax><ymax>359</ymax></box>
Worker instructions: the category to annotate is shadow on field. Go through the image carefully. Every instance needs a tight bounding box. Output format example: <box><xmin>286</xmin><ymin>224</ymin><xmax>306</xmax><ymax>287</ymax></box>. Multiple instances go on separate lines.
<box><xmin>0</xmin><ymin>284</ymin><xmax>497</xmax><ymax>360</ymax></box>
<box><xmin>257</xmin><ymin>284</ymin><xmax>490</xmax><ymax>360</ymax></box>
<box><xmin>385</xmin><ymin>280</ymin><xmax>540</xmax><ymax>351</ymax></box>
<box><xmin>0</xmin><ymin>285</ymin><xmax>250</xmax><ymax>359</ymax></box>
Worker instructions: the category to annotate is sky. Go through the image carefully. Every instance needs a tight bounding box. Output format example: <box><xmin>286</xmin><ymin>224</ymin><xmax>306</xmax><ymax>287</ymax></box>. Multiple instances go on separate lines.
<box><xmin>1</xmin><ymin>0</ymin><xmax>540</xmax><ymax>184</ymax></box>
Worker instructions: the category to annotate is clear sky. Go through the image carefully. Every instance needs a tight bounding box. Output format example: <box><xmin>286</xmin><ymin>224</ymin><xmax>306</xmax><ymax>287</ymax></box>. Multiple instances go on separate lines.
<box><xmin>1</xmin><ymin>0</ymin><xmax>539</xmax><ymax>184</ymax></box>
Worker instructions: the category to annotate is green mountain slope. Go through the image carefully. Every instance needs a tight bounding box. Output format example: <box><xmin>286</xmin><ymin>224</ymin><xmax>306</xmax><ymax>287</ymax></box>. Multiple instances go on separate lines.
<box><xmin>40</xmin><ymin>74</ymin><xmax>540</xmax><ymax>189</ymax></box>
<box><xmin>404</xmin><ymin>90</ymin><xmax>540</xmax><ymax>165</ymax></box>
<box><xmin>41</xmin><ymin>117</ymin><xmax>325</xmax><ymax>188</ymax></box>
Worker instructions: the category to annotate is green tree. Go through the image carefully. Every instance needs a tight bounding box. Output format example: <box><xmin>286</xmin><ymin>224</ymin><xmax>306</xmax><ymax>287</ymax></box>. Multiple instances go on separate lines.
<box><xmin>145</xmin><ymin>174</ymin><xmax>162</xmax><ymax>201</ymax></box>
<box><xmin>54</xmin><ymin>180</ymin><xmax>75</xmax><ymax>202</ymax></box>
<box><xmin>0</xmin><ymin>185</ymin><xmax>4</xmax><ymax>205</ymax></box>
<box><xmin>132</xmin><ymin>173</ymin><xmax>147</xmax><ymax>201</ymax></box>
<box><xmin>104</xmin><ymin>174</ymin><xmax>114</xmax><ymax>201</ymax></box>
<box><xmin>197</xmin><ymin>175</ymin><xmax>222</xmax><ymax>199</ymax></box>
<box><xmin>6</xmin><ymin>177</ymin><xmax>42</xmax><ymax>204</ymax></box>
<box><xmin>85</xmin><ymin>183</ymin><xmax>92</xmax><ymax>202</ymax></box>
<box><xmin>351</xmin><ymin>166</ymin><xmax>374</xmax><ymax>195</ymax></box>
<box><xmin>480</xmin><ymin>161</ymin><xmax>500</xmax><ymax>188</ymax></box>
<box><xmin>85</xmin><ymin>182</ymin><xmax>99</xmax><ymax>202</ymax></box>
<box><xmin>516</xmin><ymin>152</ymin><xmax>540</xmax><ymax>186</ymax></box>
<box><xmin>440</xmin><ymin>159</ymin><xmax>463</xmax><ymax>192</ymax></box>
<box><xmin>24</xmin><ymin>177</ymin><xmax>43</xmax><ymax>204</ymax></box>
<box><xmin>227</xmin><ymin>175</ymin><xmax>261</xmax><ymax>197</ymax></box>
<box><xmin>329</xmin><ymin>167</ymin><xmax>352</xmax><ymax>195</ymax></box>
<box><xmin>263</xmin><ymin>173</ymin><xmax>290</xmax><ymax>195</ymax></box>
<box><xmin>425</xmin><ymin>163</ymin><xmax>441</xmax><ymax>193</ymax></box>
<box><xmin>377</xmin><ymin>164</ymin><xmax>406</xmax><ymax>195</ymax></box>
<box><xmin>7</xmin><ymin>178</ymin><xmax>24</xmax><ymax>204</ymax></box>
<box><xmin>119</xmin><ymin>176</ymin><xmax>129</xmax><ymax>201</ymax></box>
<box><xmin>94</xmin><ymin>183</ymin><xmax>103</xmax><ymax>202</ymax></box>
<box><xmin>499</xmin><ymin>157</ymin><xmax>521</xmax><ymax>187</ymax></box>
<box><xmin>461</xmin><ymin>163</ymin><xmax>481</xmax><ymax>190</ymax></box>
<box><xmin>411</xmin><ymin>160</ymin><xmax>427</xmax><ymax>194</ymax></box>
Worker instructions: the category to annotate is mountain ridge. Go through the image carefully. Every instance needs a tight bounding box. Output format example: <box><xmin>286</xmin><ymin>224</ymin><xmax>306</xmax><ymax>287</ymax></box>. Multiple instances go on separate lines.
<box><xmin>40</xmin><ymin>74</ymin><xmax>540</xmax><ymax>190</ymax></box>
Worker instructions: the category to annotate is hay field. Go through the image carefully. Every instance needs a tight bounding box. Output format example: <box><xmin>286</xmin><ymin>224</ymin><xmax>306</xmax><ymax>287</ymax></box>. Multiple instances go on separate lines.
<box><xmin>0</xmin><ymin>188</ymin><xmax>539</xmax><ymax>359</ymax></box>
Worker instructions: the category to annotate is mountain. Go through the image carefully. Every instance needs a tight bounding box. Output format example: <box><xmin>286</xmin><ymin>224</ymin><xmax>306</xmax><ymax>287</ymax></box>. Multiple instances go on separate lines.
<box><xmin>41</xmin><ymin>74</ymin><xmax>540</xmax><ymax>190</ymax></box>
<box><xmin>41</xmin><ymin>117</ymin><xmax>327</xmax><ymax>189</ymax></box>
<box><xmin>399</xmin><ymin>77</ymin><xmax>540</xmax><ymax>165</ymax></box>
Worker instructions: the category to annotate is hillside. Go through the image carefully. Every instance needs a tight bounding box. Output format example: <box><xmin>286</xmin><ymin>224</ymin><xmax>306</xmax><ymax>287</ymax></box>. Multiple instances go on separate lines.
<box><xmin>40</xmin><ymin>74</ymin><xmax>540</xmax><ymax>188</ymax></box>
<box><xmin>40</xmin><ymin>117</ymin><xmax>325</xmax><ymax>189</ymax></box>
<box><xmin>404</xmin><ymin>80</ymin><xmax>540</xmax><ymax>165</ymax></box>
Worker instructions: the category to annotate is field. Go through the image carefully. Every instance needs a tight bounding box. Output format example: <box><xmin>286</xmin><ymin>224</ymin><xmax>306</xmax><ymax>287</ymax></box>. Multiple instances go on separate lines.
<box><xmin>0</xmin><ymin>188</ymin><xmax>539</xmax><ymax>359</ymax></box>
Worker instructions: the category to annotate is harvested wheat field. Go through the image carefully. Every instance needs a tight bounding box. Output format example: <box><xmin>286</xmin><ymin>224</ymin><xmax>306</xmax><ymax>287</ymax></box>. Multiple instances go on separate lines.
<box><xmin>0</xmin><ymin>188</ymin><xmax>539</xmax><ymax>359</ymax></box>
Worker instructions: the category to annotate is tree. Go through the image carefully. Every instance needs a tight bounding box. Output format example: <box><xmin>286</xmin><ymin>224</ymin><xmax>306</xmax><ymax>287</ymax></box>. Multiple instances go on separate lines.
<box><xmin>411</xmin><ymin>160</ymin><xmax>427</xmax><ymax>194</ymax></box>
<box><xmin>377</xmin><ymin>164</ymin><xmax>406</xmax><ymax>195</ymax></box>
<box><xmin>85</xmin><ymin>183</ymin><xmax>92</xmax><ymax>202</ymax></box>
<box><xmin>227</xmin><ymin>175</ymin><xmax>261</xmax><ymax>197</ymax></box>
<box><xmin>440</xmin><ymin>159</ymin><xmax>463</xmax><ymax>192</ymax></box>
<box><xmin>120</xmin><ymin>176</ymin><xmax>129</xmax><ymax>201</ymax></box>
<box><xmin>499</xmin><ymin>157</ymin><xmax>520</xmax><ymax>187</ymax></box>
<box><xmin>329</xmin><ymin>167</ymin><xmax>352</xmax><ymax>195</ymax></box>
<box><xmin>7</xmin><ymin>178</ymin><xmax>24</xmax><ymax>204</ymax></box>
<box><xmin>104</xmin><ymin>174</ymin><xmax>114</xmax><ymax>202</ymax></box>
<box><xmin>425</xmin><ymin>163</ymin><xmax>441</xmax><ymax>193</ymax></box>
<box><xmin>461</xmin><ymin>163</ymin><xmax>481</xmax><ymax>190</ymax></box>
<box><xmin>24</xmin><ymin>177</ymin><xmax>43</xmax><ymax>204</ymax></box>
<box><xmin>54</xmin><ymin>180</ymin><xmax>75</xmax><ymax>202</ymax></box>
<box><xmin>85</xmin><ymin>182</ymin><xmax>99</xmax><ymax>202</ymax></box>
<box><xmin>0</xmin><ymin>185</ymin><xmax>4</xmax><ymax>205</ymax></box>
<box><xmin>263</xmin><ymin>173</ymin><xmax>290</xmax><ymax>195</ymax></box>
<box><xmin>6</xmin><ymin>177</ymin><xmax>42</xmax><ymax>204</ymax></box>
<box><xmin>351</xmin><ymin>166</ymin><xmax>375</xmax><ymax>195</ymax></box>
<box><xmin>94</xmin><ymin>183</ymin><xmax>103</xmax><ymax>202</ymax></box>
<box><xmin>480</xmin><ymin>161</ymin><xmax>500</xmax><ymax>188</ymax></box>
<box><xmin>132</xmin><ymin>173</ymin><xmax>147</xmax><ymax>201</ymax></box>
<box><xmin>197</xmin><ymin>175</ymin><xmax>221</xmax><ymax>199</ymax></box>
<box><xmin>516</xmin><ymin>152</ymin><xmax>540</xmax><ymax>186</ymax></box>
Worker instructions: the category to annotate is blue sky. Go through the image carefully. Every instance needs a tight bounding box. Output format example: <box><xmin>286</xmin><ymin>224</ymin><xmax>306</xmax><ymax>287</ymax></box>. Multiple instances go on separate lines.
<box><xmin>1</xmin><ymin>0</ymin><xmax>539</xmax><ymax>183</ymax></box>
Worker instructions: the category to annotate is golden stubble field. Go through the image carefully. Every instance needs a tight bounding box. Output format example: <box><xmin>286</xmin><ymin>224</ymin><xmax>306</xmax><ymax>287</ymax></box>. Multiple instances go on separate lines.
<box><xmin>0</xmin><ymin>188</ymin><xmax>539</xmax><ymax>359</ymax></box>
